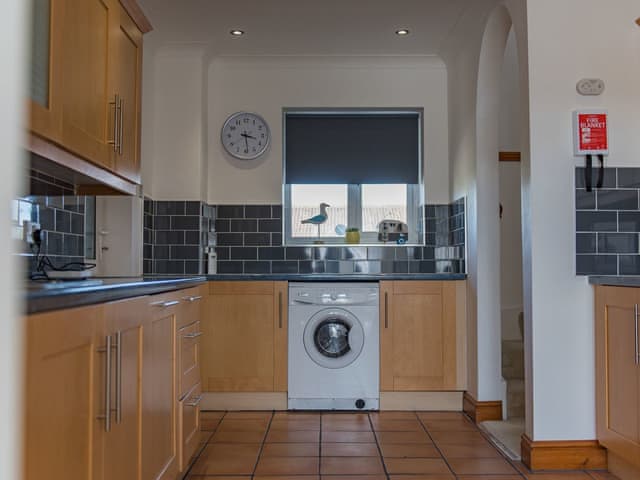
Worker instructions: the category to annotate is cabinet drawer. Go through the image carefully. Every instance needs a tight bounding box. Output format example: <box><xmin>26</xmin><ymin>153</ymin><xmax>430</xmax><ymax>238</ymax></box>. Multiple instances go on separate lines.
<box><xmin>178</xmin><ymin>287</ymin><xmax>205</xmax><ymax>329</ymax></box>
<box><xmin>179</xmin><ymin>383</ymin><xmax>201</xmax><ymax>472</ymax></box>
<box><xmin>178</xmin><ymin>321</ymin><xmax>201</xmax><ymax>399</ymax></box>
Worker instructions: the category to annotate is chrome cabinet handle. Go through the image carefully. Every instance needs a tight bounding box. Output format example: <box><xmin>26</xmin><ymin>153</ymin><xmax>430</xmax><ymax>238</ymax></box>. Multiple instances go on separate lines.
<box><xmin>278</xmin><ymin>292</ymin><xmax>283</xmax><ymax>329</ymax></box>
<box><xmin>114</xmin><ymin>331</ymin><xmax>122</xmax><ymax>424</ymax></box>
<box><xmin>108</xmin><ymin>95</ymin><xmax>119</xmax><ymax>152</ymax></box>
<box><xmin>183</xmin><ymin>331</ymin><xmax>203</xmax><ymax>339</ymax></box>
<box><xmin>98</xmin><ymin>335</ymin><xmax>113</xmax><ymax>432</ymax></box>
<box><xmin>635</xmin><ymin>304</ymin><xmax>639</xmax><ymax>365</ymax></box>
<box><xmin>118</xmin><ymin>97</ymin><xmax>124</xmax><ymax>155</ymax></box>
<box><xmin>384</xmin><ymin>292</ymin><xmax>389</xmax><ymax>329</ymax></box>
<box><xmin>182</xmin><ymin>295</ymin><xmax>203</xmax><ymax>302</ymax></box>
<box><xmin>185</xmin><ymin>395</ymin><xmax>202</xmax><ymax>407</ymax></box>
<box><xmin>151</xmin><ymin>300</ymin><xmax>180</xmax><ymax>308</ymax></box>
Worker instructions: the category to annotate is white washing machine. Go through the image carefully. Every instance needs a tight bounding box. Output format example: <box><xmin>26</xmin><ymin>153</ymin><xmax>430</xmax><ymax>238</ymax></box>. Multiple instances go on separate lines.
<box><xmin>288</xmin><ymin>282</ymin><xmax>379</xmax><ymax>410</ymax></box>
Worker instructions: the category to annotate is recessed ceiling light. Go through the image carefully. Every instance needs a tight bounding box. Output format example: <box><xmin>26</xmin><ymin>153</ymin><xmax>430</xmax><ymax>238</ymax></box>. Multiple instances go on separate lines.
<box><xmin>395</xmin><ymin>28</ymin><xmax>410</xmax><ymax>36</ymax></box>
<box><xmin>230</xmin><ymin>29</ymin><xmax>245</xmax><ymax>36</ymax></box>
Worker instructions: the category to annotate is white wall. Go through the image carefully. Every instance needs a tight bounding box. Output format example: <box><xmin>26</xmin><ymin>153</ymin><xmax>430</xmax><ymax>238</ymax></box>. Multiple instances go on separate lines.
<box><xmin>499</xmin><ymin>162</ymin><xmax>523</xmax><ymax>341</ymax></box>
<box><xmin>1</xmin><ymin>0</ymin><xmax>26</xmax><ymax>478</ymax></box>
<box><xmin>141</xmin><ymin>44</ymin><xmax>208</xmax><ymax>201</ymax></box>
<box><xmin>207</xmin><ymin>56</ymin><xmax>450</xmax><ymax>205</ymax></box>
<box><xmin>499</xmin><ymin>28</ymin><xmax>523</xmax><ymax>342</ymax></box>
<box><xmin>526</xmin><ymin>0</ymin><xmax>640</xmax><ymax>441</ymax></box>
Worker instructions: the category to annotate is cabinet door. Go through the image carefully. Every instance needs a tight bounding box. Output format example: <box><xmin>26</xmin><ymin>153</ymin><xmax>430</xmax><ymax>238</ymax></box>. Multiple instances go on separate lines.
<box><xmin>24</xmin><ymin>305</ymin><xmax>105</xmax><ymax>480</ymax></box>
<box><xmin>103</xmin><ymin>297</ymin><xmax>146</xmax><ymax>480</ymax></box>
<box><xmin>380</xmin><ymin>281</ymin><xmax>458</xmax><ymax>391</ymax></box>
<box><xmin>179</xmin><ymin>383</ymin><xmax>202</xmax><ymax>471</ymax></box>
<box><xmin>29</xmin><ymin>0</ymin><xmax>63</xmax><ymax>141</ymax></box>
<box><xmin>202</xmin><ymin>282</ymin><xmax>277</xmax><ymax>391</ymax></box>
<box><xmin>109</xmin><ymin>5</ymin><xmax>142</xmax><ymax>183</ymax></box>
<box><xmin>274</xmin><ymin>282</ymin><xmax>288</xmax><ymax>392</ymax></box>
<box><xmin>59</xmin><ymin>0</ymin><xmax>115</xmax><ymax>169</ymax></box>
<box><xmin>142</xmin><ymin>299</ymin><xmax>178</xmax><ymax>480</ymax></box>
<box><xmin>595</xmin><ymin>286</ymin><xmax>640</xmax><ymax>467</ymax></box>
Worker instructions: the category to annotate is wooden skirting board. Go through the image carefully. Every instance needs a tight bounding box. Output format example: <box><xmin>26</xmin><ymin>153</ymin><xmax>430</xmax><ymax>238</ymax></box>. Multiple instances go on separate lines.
<box><xmin>201</xmin><ymin>392</ymin><xmax>287</xmax><ymax>411</ymax></box>
<box><xmin>521</xmin><ymin>434</ymin><xmax>607</xmax><ymax>471</ymax></box>
<box><xmin>462</xmin><ymin>392</ymin><xmax>502</xmax><ymax>423</ymax></box>
<box><xmin>380</xmin><ymin>392</ymin><xmax>463</xmax><ymax>411</ymax></box>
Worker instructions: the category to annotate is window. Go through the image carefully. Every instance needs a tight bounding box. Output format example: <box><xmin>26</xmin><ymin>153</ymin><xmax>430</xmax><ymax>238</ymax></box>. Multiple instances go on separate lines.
<box><xmin>284</xmin><ymin>109</ymin><xmax>423</xmax><ymax>245</ymax></box>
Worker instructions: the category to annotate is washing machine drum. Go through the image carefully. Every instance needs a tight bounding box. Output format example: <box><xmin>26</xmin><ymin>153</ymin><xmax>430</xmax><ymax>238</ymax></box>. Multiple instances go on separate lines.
<box><xmin>303</xmin><ymin>308</ymin><xmax>365</xmax><ymax>369</ymax></box>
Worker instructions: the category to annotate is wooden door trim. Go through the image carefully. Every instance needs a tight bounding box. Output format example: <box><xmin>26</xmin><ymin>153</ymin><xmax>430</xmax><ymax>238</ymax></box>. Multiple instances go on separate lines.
<box><xmin>499</xmin><ymin>151</ymin><xmax>521</xmax><ymax>162</ymax></box>
<box><xmin>119</xmin><ymin>0</ymin><xmax>153</xmax><ymax>33</ymax></box>
<box><xmin>521</xmin><ymin>434</ymin><xmax>607</xmax><ymax>471</ymax></box>
<box><xmin>462</xmin><ymin>392</ymin><xmax>502</xmax><ymax>423</ymax></box>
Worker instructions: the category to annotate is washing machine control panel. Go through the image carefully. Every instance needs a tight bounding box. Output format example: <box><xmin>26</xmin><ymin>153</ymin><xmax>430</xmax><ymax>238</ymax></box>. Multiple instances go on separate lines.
<box><xmin>289</xmin><ymin>284</ymin><xmax>378</xmax><ymax>306</ymax></box>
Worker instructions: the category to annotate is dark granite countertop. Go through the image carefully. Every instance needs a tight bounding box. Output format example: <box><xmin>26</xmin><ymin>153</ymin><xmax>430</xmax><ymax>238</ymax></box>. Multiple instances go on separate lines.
<box><xmin>589</xmin><ymin>276</ymin><xmax>640</xmax><ymax>288</ymax></box>
<box><xmin>25</xmin><ymin>276</ymin><xmax>207</xmax><ymax>314</ymax></box>
<box><xmin>207</xmin><ymin>273</ymin><xmax>467</xmax><ymax>282</ymax></box>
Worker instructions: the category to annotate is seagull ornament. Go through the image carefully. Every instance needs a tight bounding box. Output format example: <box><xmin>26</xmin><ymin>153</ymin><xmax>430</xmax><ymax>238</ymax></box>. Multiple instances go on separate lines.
<box><xmin>301</xmin><ymin>202</ymin><xmax>330</xmax><ymax>240</ymax></box>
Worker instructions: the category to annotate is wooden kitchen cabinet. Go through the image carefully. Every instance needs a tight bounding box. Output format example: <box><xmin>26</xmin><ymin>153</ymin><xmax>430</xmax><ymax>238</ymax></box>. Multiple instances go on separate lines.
<box><xmin>24</xmin><ymin>304</ymin><xmax>106</xmax><ymax>480</ymax></box>
<box><xmin>595</xmin><ymin>286</ymin><xmax>640</xmax><ymax>471</ymax></box>
<box><xmin>103</xmin><ymin>296</ymin><xmax>147</xmax><ymax>480</ymax></box>
<box><xmin>380</xmin><ymin>281</ymin><xmax>465</xmax><ymax>391</ymax></box>
<box><xmin>142</xmin><ymin>293</ymin><xmax>180</xmax><ymax>480</ymax></box>
<box><xmin>202</xmin><ymin>281</ymin><xmax>288</xmax><ymax>392</ymax></box>
<box><xmin>28</xmin><ymin>0</ymin><xmax>148</xmax><ymax>184</ymax></box>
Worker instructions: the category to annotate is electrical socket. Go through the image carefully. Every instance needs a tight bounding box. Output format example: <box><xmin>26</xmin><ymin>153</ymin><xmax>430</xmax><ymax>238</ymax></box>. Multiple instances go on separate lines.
<box><xmin>23</xmin><ymin>221</ymin><xmax>41</xmax><ymax>245</ymax></box>
<box><xmin>576</xmin><ymin>78</ymin><xmax>605</xmax><ymax>96</ymax></box>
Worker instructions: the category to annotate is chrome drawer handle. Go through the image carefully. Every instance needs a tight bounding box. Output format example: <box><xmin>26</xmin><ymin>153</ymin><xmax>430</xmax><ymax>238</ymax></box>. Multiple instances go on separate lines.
<box><xmin>150</xmin><ymin>300</ymin><xmax>180</xmax><ymax>308</ymax></box>
<box><xmin>182</xmin><ymin>295</ymin><xmax>203</xmax><ymax>302</ymax></box>
<box><xmin>183</xmin><ymin>331</ymin><xmax>203</xmax><ymax>339</ymax></box>
<box><xmin>185</xmin><ymin>395</ymin><xmax>202</xmax><ymax>407</ymax></box>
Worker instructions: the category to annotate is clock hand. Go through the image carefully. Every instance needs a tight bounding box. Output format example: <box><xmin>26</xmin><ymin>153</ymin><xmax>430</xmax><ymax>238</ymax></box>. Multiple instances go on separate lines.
<box><xmin>243</xmin><ymin>134</ymin><xmax>248</xmax><ymax>151</ymax></box>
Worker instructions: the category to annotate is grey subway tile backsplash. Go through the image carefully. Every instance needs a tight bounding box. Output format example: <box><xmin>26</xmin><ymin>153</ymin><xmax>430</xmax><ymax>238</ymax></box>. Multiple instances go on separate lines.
<box><xmin>575</xmin><ymin>167</ymin><xmax>640</xmax><ymax>276</ymax></box>
<box><xmin>212</xmin><ymin>198</ymin><xmax>466</xmax><ymax>276</ymax></box>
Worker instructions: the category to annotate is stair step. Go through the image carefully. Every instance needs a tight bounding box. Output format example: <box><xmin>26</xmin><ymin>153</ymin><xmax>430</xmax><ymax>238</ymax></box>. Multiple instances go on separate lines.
<box><xmin>502</xmin><ymin>340</ymin><xmax>525</xmax><ymax>380</ymax></box>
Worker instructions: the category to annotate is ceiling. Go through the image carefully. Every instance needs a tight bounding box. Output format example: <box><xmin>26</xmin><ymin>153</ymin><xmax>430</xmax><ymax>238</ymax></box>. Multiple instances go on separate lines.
<box><xmin>140</xmin><ymin>0</ymin><xmax>469</xmax><ymax>56</ymax></box>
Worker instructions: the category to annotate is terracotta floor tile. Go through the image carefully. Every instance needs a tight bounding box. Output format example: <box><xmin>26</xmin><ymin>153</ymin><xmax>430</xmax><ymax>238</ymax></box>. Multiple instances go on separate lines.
<box><xmin>271</xmin><ymin>419</ymin><xmax>321</xmax><ymax>430</ymax></box>
<box><xmin>421</xmin><ymin>419</ymin><xmax>478</xmax><ymax>432</ymax></box>
<box><xmin>267</xmin><ymin>430</ymin><xmax>321</xmax><ymax>443</ymax></box>
<box><xmin>371</xmin><ymin>419</ymin><xmax>424</xmax><ymax>432</ymax></box>
<box><xmin>262</xmin><ymin>443</ymin><xmax>321</xmax><ymax>457</ymax></box>
<box><xmin>321</xmin><ymin>476</ymin><xmax>387</xmax><ymax>480</ymax></box>
<box><xmin>190</xmin><ymin>444</ymin><xmax>261</xmax><ymax>475</ymax></box>
<box><xmin>187</xmin><ymin>476</ymin><xmax>252</xmax><ymax>480</ymax></box>
<box><xmin>255</xmin><ymin>456</ymin><xmax>320</xmax><ymax>476</ymax></box>
<box><xmin>321</xmin><ymin>443</ymin><xmax>380</xmax><ymax>457</ymax></box>
<box><xmin>438</xmin><ymin>443</ymin><xmax>504</xmax><ymax>458</ymax></box>
<box><xmin>388</xmin><ymin>475</ymin><xmax>455</xmax><ymax>480</ymax></box>
<box><xmin>224</xmin><ymin>411</ymin><xmax>273</xmax><ymax>420</ymax></box>
<box><xmin>448</xmin><ymin>457</ymin><xmax>519</xmax><ymax>475</ymax></box>
<box><xmin>369</xmin><ymin>411</ymin><xmax>419</xmax><ymax>421</ymax></box>
<box><xmin>521</xmin><ymin>472</ymin><xmax>594</xmax><ymax>479</ymax></box>
<box><xmin>200</xmin><ymin>415</ymin><xmax>222</xmax><ymax>431</ymax></box>
<box><xmin>255</xmin><ymin>477</ymin><xmax>319</xmax><ymax>480</ymax></box>
<box><xmin>429</xmin><ymin>430</ymin><xmax>492</xmax><ymax>445</ymax></box>
<box><xmin>217</xmin><ymin>418</ymin><xmax>270</xmax><ymax>432</ymax></box>
<box><xmin>210</xmin><ymin>430</ymin><xmax>267</xmax><ymax>443</ymax></box>
<box><xmin>384</xmin><ymin>458</ymin><xmax>451</xmax><ymax>475</ymax></box>
<box><xmin>273</xmin><ymin>412</ymin><xmax>321</xmax><ymax>419</ymax></box>
<box><xmin>587</xmin><ymin>472</ymin><xmax>622</xmax><ymax>480</ymax></box>
<box><xmin>321</xmin><ymin>456</ymin><xmax>385</xmax><ymax>475</ymax></box>
<box><xmin>376</xmin><ymin>431</ymin><xmax>432</xmax><ymax>444</ymax></box>
<box><xmin>322</xmin><ymin>431</ymin><xmax>376</xmax><ymax>443</ymax></box>
<box><xmin>322</xmin><ymin>420</ymin><xmax>372</xmax><ymax>432</ymax></box>
<box><xmin>379</xmin><ymin>443</ymin><xmax>442</xmax><ymax>458</ymax></box>
<box><xmin>200</xmin><ymin>410</ymin><xmax>226</xmax><ymax>420</ymax></box>
<box><xmin>198</xmin><ymin>430</ymin><xmax>213</xmax><ymax>445</ymax></box>
<box><xmin>417</xmin><ymin>412</ymin><xmax>467</xmax><ymax>421</ymax></box>
<box><xmin>457</xmin><ymin>476</ymin><xmax>523</xmax><ymax>480</ymax></box>
<box><xmin>322</xmin><ymin>413</ymin><xmax>370</xmax><ymax>421</ymax></box>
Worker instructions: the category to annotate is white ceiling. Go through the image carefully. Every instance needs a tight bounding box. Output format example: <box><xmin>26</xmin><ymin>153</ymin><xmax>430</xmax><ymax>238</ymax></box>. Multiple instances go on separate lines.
<box><xmin>140</xmin><ymin>0</ymin><xmax>470</xmax><ymax>56</ymax></box>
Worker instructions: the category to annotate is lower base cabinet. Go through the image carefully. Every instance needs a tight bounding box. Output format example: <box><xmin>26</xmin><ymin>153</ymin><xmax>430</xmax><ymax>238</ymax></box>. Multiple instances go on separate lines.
<box><xmin>24</xmin><ymin>285</ymin><xmax>204</xmax><ymax>480</ymax></box>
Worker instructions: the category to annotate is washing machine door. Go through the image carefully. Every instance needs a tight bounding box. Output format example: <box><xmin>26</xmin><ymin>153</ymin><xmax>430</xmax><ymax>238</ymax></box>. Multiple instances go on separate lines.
<box><xmin>303</xmin><ymin>308</ymin><xmax>365</xmax><ymax>369</ymax></box>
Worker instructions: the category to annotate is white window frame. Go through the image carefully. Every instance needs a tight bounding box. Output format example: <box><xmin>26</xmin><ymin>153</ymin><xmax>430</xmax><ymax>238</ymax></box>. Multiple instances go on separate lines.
<box><xmin>284</xmin><ymin>184</ymin><xmax>423</xmax><ymax>246</ymax></box>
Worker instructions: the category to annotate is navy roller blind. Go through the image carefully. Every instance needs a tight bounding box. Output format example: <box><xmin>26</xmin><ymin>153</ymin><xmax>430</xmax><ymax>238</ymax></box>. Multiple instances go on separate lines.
<box><xmin>284</xmin><ymin>112</ymin><xmax>420</xmax><ymax>184</ymax></box>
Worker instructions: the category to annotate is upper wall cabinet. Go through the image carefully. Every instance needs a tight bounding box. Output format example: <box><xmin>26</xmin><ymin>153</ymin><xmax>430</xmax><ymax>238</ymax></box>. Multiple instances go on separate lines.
<box><xmin>28</xmin><ymin>0</ymin><xmax>150</xmax><ymax>188</ymax></box>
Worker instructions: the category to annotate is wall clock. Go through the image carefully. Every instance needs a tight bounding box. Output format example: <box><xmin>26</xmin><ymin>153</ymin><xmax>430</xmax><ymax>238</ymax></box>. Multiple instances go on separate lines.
<box><xmin>221</xmin><ymin>111</ymin><xmax>271</xmax><ymax>160</ymax></box>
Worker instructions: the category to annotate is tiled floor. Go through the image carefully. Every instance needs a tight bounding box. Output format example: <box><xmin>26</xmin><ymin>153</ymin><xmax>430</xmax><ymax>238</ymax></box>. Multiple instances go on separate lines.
<box><xmin>188</xmin><ymin>411</ymin><xmax>619</xmax><ymax>480</ymax></box>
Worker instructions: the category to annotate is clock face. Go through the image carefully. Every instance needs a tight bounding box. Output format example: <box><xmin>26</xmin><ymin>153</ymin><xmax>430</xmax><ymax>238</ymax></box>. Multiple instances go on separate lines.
<box><xmin>221</xmin><ymin>112</ymin><xmax>271</xmax><ymax>160</ymax></box>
